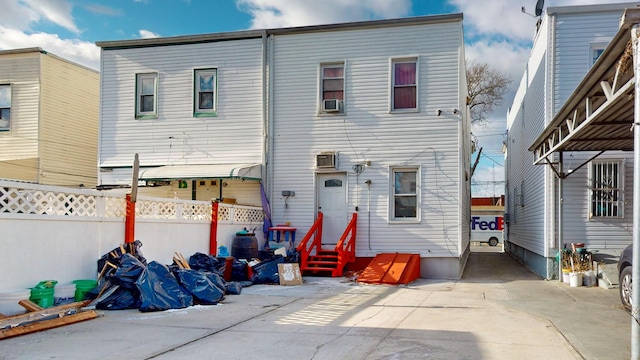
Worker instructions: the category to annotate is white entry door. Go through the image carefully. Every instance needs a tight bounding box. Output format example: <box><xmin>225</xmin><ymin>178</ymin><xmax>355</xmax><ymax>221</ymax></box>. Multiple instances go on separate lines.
<box><xmin>316</xmin><ymin>173</ymin><xmax>348</xmax><ymax>246</ymax></box>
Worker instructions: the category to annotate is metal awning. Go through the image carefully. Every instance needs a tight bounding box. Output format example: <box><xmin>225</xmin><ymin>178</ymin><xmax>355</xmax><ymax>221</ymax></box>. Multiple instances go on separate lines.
<box><xmin>529</xmin><ymin>9</ymin><xmax>640</xmax><ymax>165</ymax></box>
<box><xmin>138</xmin><ymin>163</ymin><xmax>262</xmax><ymax>181</ymax></box>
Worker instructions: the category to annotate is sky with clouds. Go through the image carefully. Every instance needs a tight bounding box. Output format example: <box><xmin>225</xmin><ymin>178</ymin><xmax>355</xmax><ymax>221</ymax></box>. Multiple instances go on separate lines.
<box><xmin>0</xmin><ymin>0</ymin><xmax>630</xmax><ymax>196</ymax></box>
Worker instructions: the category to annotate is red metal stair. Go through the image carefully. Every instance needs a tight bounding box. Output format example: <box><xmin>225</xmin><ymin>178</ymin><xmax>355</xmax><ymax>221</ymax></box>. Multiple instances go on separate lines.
<box><xmin>296</xmin><ymin>213</ymin><xmax>357</xmax><ymax>277</ymax></box>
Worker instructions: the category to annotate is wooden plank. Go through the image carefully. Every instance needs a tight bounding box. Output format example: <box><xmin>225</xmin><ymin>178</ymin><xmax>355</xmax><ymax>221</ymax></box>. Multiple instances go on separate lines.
<box><xmin>0</xmin><ymin>300</ymin><xmax>91</xmax><ymax>328</ymax></box>
<box><xmin>18</xmin><ymin>299</ymin><xmax>43</xmax><ymax>312</ymax></box>
<box><xmin>0</xmin><ymin>310</ymin><xmax>98</xmax><ymax>340</ymax></box>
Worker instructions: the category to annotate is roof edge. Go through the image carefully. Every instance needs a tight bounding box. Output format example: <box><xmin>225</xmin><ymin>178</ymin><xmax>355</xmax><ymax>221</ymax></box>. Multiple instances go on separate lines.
<box><xmin>97</xmin><ymin>13</ymin><xmax>463</xmax><ymax>50</ymax></box>
<box><xmin>547</xmin><ymin>2</ymin><xmax>639</xmax><ymax>15</ymax></box>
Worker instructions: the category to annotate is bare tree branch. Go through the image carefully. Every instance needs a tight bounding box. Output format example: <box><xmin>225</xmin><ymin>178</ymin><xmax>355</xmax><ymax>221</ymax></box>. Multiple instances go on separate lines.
<box><xmin>466</xmin><ymin>60</ymin><xmax>512</xmax><ymax>125</ymax></box>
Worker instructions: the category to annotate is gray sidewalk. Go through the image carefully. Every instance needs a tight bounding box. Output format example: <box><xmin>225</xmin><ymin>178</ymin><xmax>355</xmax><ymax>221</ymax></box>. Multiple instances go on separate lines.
<box><xmin>0</xmin><ymin>251</ymin><xmax>630</xmax><ymax>359</ymax></box>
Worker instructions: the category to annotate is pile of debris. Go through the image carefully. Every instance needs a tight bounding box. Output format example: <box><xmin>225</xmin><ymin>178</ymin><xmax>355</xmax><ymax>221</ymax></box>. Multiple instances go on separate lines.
<box><xmin>0</xmin><ymin>300</ymin><xmax>97</xmax><ymax>340</ymax></box>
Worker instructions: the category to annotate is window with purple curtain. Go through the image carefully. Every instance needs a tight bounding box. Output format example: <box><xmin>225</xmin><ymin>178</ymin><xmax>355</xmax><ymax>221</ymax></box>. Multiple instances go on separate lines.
<box><xmin>392</xmin><ymin>60</ymin><xmax>417</xmax><ymax>110</ymax></box>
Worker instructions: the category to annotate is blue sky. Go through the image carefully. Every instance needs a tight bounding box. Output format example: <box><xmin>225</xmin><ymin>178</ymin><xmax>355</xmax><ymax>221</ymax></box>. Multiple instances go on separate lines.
<box><xmin>0</xmin><ymin>0</ymin><xmax>625</xmax><ymax>196</ymax></box>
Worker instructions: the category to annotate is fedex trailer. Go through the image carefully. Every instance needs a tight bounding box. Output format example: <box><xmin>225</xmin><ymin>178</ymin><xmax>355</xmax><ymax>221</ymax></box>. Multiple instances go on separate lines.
<box><xmin>470</xmin><ymin>216</ymin><xmax>503</xmax><ymax>246</ymax></box>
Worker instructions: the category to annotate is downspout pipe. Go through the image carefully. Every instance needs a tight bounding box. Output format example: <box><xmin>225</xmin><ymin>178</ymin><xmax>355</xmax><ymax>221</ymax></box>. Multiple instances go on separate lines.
<box><xmin>630</xmin><ymin>25</ymin><xmax>640</xmax><ymax>360</ymax></box>
<box><xmin>268</xmin><ymin>34</ymin><xmax>275</xmax><ymax>207</ymax></box>
<box><xmin>261</xmin><ymin>30</ymin><xmax>268</xmax><ymax>190</ymax></box>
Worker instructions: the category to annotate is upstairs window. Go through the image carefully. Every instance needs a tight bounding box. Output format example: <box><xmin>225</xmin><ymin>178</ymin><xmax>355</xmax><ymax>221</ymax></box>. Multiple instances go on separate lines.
<box><xmin>0</xmin><ymin>84</ymin><xmax>10</xmax><ymax>131</ymax></box>
<box><xmin>590</xmin><ymin>43</ymin><xmax>608</xmax><ymax>66</ymax></box>
<box><xmin>391</xmin><ymin>58</ymin><xmax>417</xmax><ymax>111</ymax></box>
<box><xmin>320</xmin><ymin>64</ymin><xmax>344</xmax><ymax>114</ymax></box>
<box><xmin>194</xmin><ymin>69</ymin><xmax>217</xmax><ymax>116</ymax></box>
<box><xmin>136</xmin><ymin>73</ymin><xmax>158</xmax><ymax>118</ymax></box>
<box><xmin>590</xmin><ymin>160</ymin><xmax>624</xmax><ymax>218</ymax></box>
<box><xmin>390</xmin><ymin>167</ymin><xmax>420</xmax><ymax>221</ymax></box>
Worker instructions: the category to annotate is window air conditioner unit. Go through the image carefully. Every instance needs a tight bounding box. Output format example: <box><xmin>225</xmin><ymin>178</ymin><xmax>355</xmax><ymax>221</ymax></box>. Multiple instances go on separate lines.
<box><xmin>322</xmin><ymin>99</ymin><xmax>342</xmax><ymax>112</ymax></box>
<box><xmin>316</xmin><ymin>152</ymin><xmax>337</xmax><ymax>169</ymax></box>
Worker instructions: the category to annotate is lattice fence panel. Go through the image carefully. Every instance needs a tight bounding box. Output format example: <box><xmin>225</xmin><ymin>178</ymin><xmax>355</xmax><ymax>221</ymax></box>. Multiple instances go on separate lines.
<box><xmin>104</xmin><ymin>197</ymin><xmax>126</xmax><ymax>218</ymax></box>
<box><xmin>233</xmin><ymin>207</ymin><xmax>264</xmax><ymax>223</ymax></box>
<box><xmin>137</xmin><ymin>199</ymin><xmax>176</xmax><ymax>219</ymax></box>
<box><xmin>0</xmin><ymin>187</ymin><xmax>97</xmax><ymax>216</ymax></box>
<box><xmin>218</xmin><ymin>206</ymin><xmax>231</xmax><ymax>221</ymax></box>
<box><xmin>183</xmin><ymin>203</ymin><xmax>212</xmax><ymax>221</ymax></box>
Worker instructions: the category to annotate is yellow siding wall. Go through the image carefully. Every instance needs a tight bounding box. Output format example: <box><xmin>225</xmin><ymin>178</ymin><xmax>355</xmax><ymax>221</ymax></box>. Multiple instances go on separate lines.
<box><xmin>39</xmin><ymin>54</ymin><xmax>99</xmax><ymax>187</ymax></box>
<box><xmin>0</xmin><ymin>52</ymin><xmax>40</xmax><ymax>181</ymax></box>
<box><xmin>0</xmin><ymin>158</ymin><xmax>38</xmax><ymax>182</ymax></box>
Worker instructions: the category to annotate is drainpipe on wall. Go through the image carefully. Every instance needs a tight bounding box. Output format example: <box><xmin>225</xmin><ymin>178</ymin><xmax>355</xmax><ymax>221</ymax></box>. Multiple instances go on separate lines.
<box><xmin>630</xmin><ymin>24</ymin><xmax>640</xmax><ymax>360</ymax></box>
<box><xmin>268</xmin><ymin>34</ymin><xmax>275</xmax><ymax>206</ymax></box>
<box><xmin>261</xmin><ymin>29</ymin><xmax>268</xmax><ymax>194</ymax></box>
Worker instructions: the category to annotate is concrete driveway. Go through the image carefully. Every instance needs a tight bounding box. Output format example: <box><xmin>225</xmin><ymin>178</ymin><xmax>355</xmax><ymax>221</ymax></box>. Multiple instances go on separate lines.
<box><xmin>0</xmin><ymin>251</ymin><xmax>630</xmax><ymax>359</ymax></box>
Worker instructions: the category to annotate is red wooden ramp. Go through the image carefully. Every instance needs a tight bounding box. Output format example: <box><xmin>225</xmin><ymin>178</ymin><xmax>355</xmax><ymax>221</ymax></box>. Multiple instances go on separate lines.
<box><xmin>357</xmin><ymin>253</ymin><xmax>421</xmax><ymax>285</ymax></box>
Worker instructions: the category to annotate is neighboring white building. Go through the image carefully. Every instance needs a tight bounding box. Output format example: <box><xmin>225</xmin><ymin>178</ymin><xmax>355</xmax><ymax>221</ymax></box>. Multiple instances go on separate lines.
<box><xmin>269</xmin><ymin>15</ymin><xmax>471</xmax><ymax>279</ymax></box>
<box><xmin>97</xmin><ymin>14</ymin><xmax>471</xmax><ymax>278</ymax></box>
<box><xmin>505</xmin><ymin>3</ymin><xmax>635</xmax><ymax>279</ymax></box>
<box><xmin>96</xmin><ymin>32</ymin><xmax>266</xmax><ymax>205</ymax></box>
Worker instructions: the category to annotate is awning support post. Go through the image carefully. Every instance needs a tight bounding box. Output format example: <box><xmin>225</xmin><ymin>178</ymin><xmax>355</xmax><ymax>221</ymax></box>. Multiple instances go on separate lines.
<box><xmin>630</xmin><ymin>25</ymin><xmax>640</xmax><ymax>360</ymax></box>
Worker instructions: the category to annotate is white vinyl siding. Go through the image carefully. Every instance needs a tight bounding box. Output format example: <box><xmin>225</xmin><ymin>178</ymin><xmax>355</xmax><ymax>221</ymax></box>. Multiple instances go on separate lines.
<box><xmin>270</xmin><ymin>20</ymin><xmax>466</xmax><ymax>259</ymax></box>
<box><xmin>99</xmin><ymin>38</ymin><xmax>264</xmax><ymax>169</ymax></box>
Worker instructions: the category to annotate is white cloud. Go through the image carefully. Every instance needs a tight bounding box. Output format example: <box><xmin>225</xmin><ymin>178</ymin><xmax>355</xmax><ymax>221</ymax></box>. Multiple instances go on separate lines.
<box><xmin>139</xmin><ymin>29</ymin><xmax>160</xmax><ymax>39</ymax></box>
<box><xmin>21</xmin><ymin>0</ymin><xmax>80</xmax><ymax>33</ymax></box>
<box><xmin>0</xmin><ymin>25</ymin><xmax>99</xmax><ymax>70</ymax></box>
<box><xmin>236</xmin><ymin>0</ymin><xmax>412</xmax><ymax>28</ymax></box>
<box><xmin>450</xmin><ymin>0</ymin><xmax>630</xmax><ymax>42</ymax></box>
<box><xmin>472</xmin><ymin>163</ymin><xmax>505</xmax><ymax>197</ymax></box>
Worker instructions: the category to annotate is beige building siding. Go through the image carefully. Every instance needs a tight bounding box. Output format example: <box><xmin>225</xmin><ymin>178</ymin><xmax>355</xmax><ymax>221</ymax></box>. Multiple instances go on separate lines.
<box><xmin>0</xmin><ymin>51</ymin><xmax>40</xmax><ymax>180</ymax></box>
<box><xmin>39</xmin><ymin>54</ymin><xmax>99</xmax><ymax>187</ymax></box>
<box><xmin>0</xmin><ymin>158</ymin><xmax>38</xmax><ymax>182</ymax></box>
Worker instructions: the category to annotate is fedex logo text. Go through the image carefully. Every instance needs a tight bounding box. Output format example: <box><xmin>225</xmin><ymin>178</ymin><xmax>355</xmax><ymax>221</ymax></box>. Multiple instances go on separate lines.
<box><xmin>471</xmin><ymin>216</ymin><xmax>503</xmax><ymax>231</ymax></box>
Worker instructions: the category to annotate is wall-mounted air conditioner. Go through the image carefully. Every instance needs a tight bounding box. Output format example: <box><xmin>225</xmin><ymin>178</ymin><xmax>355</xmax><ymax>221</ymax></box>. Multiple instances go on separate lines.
<box><xmin>316</xmin><ymin>152</ymin><xmax>337</xmax><ymax>169</ymax></box>
<box><xmin>322</xmin><ymin>99</ymin><xmax>342</xmax><ymax>112</ymax></box>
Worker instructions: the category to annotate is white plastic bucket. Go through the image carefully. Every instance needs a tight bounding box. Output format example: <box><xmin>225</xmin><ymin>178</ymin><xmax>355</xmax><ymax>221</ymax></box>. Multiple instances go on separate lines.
<box><xmin>582</xmin><ymin>271</ymin><xmax>597</xmax><ymax>287</ymax></box>
<box><xmin>54</xmin><ymin>284</ymin><xmax>76</xmax><ymax>305</ymax></box>
<box><xmin>569</xmin><ymin>272</ymin><xmax>583</xmax><ymax>287</ymax></box>
<box><xmin>0</xmin><ymin>289</ymin><xmax>31</xmax><ymax>316</ymax></box>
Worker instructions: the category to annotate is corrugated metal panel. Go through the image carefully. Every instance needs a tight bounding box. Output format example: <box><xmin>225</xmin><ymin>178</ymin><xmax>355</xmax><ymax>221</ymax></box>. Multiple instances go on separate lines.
<box><xmin>0</xmin><ymin>52</ymin><xmax>40</xmax><ymax>174</ymax></box>
<box><xmin>269</xmin><ymin>21</ymin><xmax>466</xmax><ymax>257</ymax></box>
<box><xmin>99</xmin><ymin>38</ymin><xmax>264</xmax><ymax>171</ymax></box>
<box><xmin>39</xmin><ymin>54</ymin><xmax>99</xmax><ymax>187</ymax></box>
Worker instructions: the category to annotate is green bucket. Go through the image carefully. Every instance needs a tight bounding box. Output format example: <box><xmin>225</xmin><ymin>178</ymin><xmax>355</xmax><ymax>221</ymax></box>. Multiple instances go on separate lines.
<box><xmin>73</xmin><ymin>280</ymin><xmax>98</xmax><ymax>301</ymax></box>
<box><xmin>30</xmin><ymin>280</ymin><xmax>57</xmax><ymax>308</ymax></box>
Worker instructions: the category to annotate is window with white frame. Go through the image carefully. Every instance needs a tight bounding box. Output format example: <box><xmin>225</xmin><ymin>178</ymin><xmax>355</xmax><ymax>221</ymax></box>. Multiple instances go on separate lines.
<box><xmin>590</xmin><ymin>43</ymin><xmax>607</xmax><ymax>66</ymax></box>
<box><xmin>320</xmin><ymin>64</ymin><xmax>344</xmax><ymax>114</ymax></box>
<box><xmin>391</xmin><ymin>58</ymin><xmax>417</xmax><ymax>111</ymax></box>
<box><xmin>590</xmin><ymin>160</ymin><xmax>624</xmax><ymax>218</ymax></box>
<box><xmin>0</xmin><ymin>84</ymin><xmax>10</xmax><ymax>131</ymax></box>
<box><xmin>136</xmin><ymin>73</ymin><xmax>158</xmax><ymax>118</ymax></box>
<box><xmin>194</xmin><ymin>69</ymin><xmax>217</xmax><ymax>116</ymax></box>
<box><xmin>391</xmin><ymin>167</ymin><xmax>419</xmax><ymax>220</ymax></box>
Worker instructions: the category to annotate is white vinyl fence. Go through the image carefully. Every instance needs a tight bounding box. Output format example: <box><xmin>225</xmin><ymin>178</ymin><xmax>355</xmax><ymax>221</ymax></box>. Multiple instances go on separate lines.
<box><xmin>0</xmin><ymin>180</ymin><xmax>263</xmax><ymax>290</ymax></box>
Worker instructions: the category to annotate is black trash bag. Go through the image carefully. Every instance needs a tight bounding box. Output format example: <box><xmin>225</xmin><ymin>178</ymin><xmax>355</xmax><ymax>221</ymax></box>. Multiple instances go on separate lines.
<box><xmin>175</xmin><ymin>269</ymin><xmax>224</xmax><ymax>305</ymax></box>
<box><xmin>231</xmin><ymin>260</ymin><xmax>249</xmax><ymax>281</ymax></box>
<box><xmin>85</xmin><ymin>280</ymin><xmax>112</xmax><ymax>300</ymax></box>
<box><xmin>188</xmin><ymin>252</ymin><xmax>225</xmax><ymax>275</ymax></box>
<box><xmin>250</xmin><ymin>255</ymin><xmax>284</xmax><ymax>284</ymax></box>
<box><xmin>285</xmin><ymin>250</ymin><xmax>300</xmax><ymax>264</ymax></box>
<box><xmin>204</xmin><ymin>271</ymin><xmax>226</xmax><ymax>292</ymax></box>
<box><xmin>113</xmin><ymin>254</ymin><xmax>146</xmax><ymax>290</ymax></box>
<box><xmin>97</xmin><ymin>241</ymin><xmax>147</xmax><ymax>276</ymax></box>
<box><xmin>96</xmin><ymin>286</ymin><xmax>140</xmax><ymax>310</ymax></box>
<box><xmin>225</xmin><ymin>281</ymin><xmax>242</xmax><ymax>295</ymax></box>
<box><xmin>136</xmin><ymin>261</ymin><xmax>193</xmax><ymax>312</ymax></box>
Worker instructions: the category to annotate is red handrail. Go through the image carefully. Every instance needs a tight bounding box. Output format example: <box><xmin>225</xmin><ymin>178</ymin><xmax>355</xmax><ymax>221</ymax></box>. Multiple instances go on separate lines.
<box><xmin>296</xmin><ymin>212</ymin><xmax>323</xmax><ymax>269</ymax></box>
<box><xmin>334</xmin><ymin>213</ymin><xmax>357</xmax><ymax>276</ymax></box>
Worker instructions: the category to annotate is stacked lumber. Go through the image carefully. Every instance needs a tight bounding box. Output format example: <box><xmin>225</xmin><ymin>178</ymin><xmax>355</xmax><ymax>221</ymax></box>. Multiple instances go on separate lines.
<box><xmin>0</xmin><ymin>300</ymin><xmax>97</xmax><ymax>340</ymax></box>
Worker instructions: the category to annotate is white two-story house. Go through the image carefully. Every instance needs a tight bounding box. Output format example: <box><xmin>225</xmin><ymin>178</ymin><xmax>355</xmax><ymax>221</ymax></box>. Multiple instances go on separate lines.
<box><xmin>505</xmin><ymin>3</ymin><xmax>635</xmax><ymax>279</ymax></box>
<box><xmin>97</xmin><ymin>14</ymin><xmax>471</xmax><ymax>279</ymax></box>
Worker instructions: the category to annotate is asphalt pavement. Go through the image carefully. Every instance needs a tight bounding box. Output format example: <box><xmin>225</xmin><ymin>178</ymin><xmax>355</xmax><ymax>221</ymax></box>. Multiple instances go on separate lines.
<box><xmin>0</xmin><ymin>246</ymin><xmax>630</xmax><ymax>360</ymax></box>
